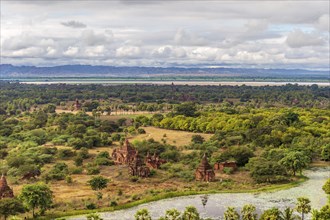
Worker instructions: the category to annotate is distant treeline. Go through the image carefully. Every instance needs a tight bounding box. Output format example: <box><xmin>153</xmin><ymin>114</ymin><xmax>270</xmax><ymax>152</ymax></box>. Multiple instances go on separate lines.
<box><xmin>0</xmin><ymin>82</ymin><xmax>329</xmax><ymax>109</ymax></box>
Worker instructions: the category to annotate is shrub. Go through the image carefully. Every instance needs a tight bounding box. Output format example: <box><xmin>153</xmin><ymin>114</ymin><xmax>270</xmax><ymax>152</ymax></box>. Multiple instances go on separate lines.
<box><xmin>79</xmin><ymin>147</ymin><xmax>90</xmax><ymax>159</ymax></box>
<box><xmin>191</xmin><ymin>135</ymin><xmax>205</xmax><ymax>144</ymax></box>
<box><xmin>96</xmin><ymin>151</ymin><xmax>110</xmax><ymax>159</ymax></box>
<box><xmin>137</xmin><ymin>128</ymin><xmax>146</xmax><ymax>134</ymax></box>
<box><xmin>130</xmin><ymin>176</ymin><xmax>139</xmax><ymax>182</ymax></box>
<box><xmin>57</xmin><ymin>149</ymin><xmax>75</xmax><ymax>159</ymax></box>
<box><xmin>85</xmin><ymin>202</ymin><xmax>96</xmax><ymax>210</ymax></box>
<box><xmin>94</xmin><ymin>157</ymin><xmax>114</xmax><ymax>166</ymax></box>
<box><xmin>110</xmin><ymin>201</ymin><xmax>118</xmax><ymax>207</ymax></box>
<box><xmin>88</xmin><ymin>176</ymin><xmax>109</xmax><ymax>191</ymax></box>
<box><xmin>87</xmin><ymin>166</ymin><xmax>100</xmax><ymax>175</ymax></box>
<box><xmin>66</xmin><ymin>175</ymin><xmax>73</xmax><ymax>184</ymax></box>
<box><xmin>74</xmin><ymin>155</ymin><xmax>83</xmax><ymax>166</ymax></box>
<box><xmin>223</xmin><ymin>167</ymin><xmax>234</xmax><ymax>174</ymax></box>
<box><xmin>44</xmin><ymin>163</ymin><xmax>69</xmax><ymax>181</ymax></box>
<box><xmin>71</xmin><ymin>167</ymin><xmax>83</xmax><ymax>174</ymax></box>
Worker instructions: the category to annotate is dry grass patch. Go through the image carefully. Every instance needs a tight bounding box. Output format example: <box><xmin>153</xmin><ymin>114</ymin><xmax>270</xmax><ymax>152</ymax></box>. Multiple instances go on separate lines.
<box><xmin>132</xmin><ymin>127</ymin><xmax>213</xmax><ymax>147</ymax></box>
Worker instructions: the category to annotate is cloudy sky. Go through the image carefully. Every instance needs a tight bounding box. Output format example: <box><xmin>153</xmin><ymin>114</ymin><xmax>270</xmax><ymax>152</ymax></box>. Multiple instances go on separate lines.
<box><xmin>1</xmin><ymin>0</ymin><xmax>329</xmax><ymax>70</ymax></box>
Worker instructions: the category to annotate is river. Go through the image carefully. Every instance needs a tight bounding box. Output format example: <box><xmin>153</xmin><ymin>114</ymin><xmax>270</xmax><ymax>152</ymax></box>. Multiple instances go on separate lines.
<box><xmin>14</xmin><ymin>80</ymin><xmax>330</xmax><ymax>86</ymax></box>
<box><xmin>69</xmin><ymin>167</ymin><xmax>329</xmax><ymax>220</ymax></box>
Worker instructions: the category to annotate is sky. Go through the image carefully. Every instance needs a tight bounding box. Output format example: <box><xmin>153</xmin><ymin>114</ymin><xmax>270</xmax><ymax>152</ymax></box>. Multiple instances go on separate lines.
<box><xmin>0</xmin><ymin>0</ymin><xmax>329</xmax><ymax>70</ymax></box>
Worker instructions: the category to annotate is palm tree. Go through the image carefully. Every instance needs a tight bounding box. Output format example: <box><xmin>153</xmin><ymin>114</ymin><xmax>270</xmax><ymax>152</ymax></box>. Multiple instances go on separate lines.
<box><xmin>224</xmin><ymin>207</ymin><xmax>240</xmax><ymax>220</ymax></box>
<box><xmin>311</xmin><ymin>209</ymin><xmax>321</xmax><ymax>220</ymax></box>
<box><xmin>241</xmin><ymin>204</ymin><xmax>257</xmax><ymax>220</ymax></box>
<box><xmin>296</xmin><ymin>197</ymin><xmax>311</xmax><ymax>220</ymax></box>
<box><xmin>134</xmin><ymin>208</ymin><xmax>152</xmax><ymax>220</ymax></box>
<box><xmin>163</xmin><ymin>208</ymin><xmax>181</xmax><ymax>220</ymax></box>
<box><xmin>182</xmin><ymin>206</ymin><xmax>200</xmax><ymax>220</ymax></box>
<box><xmin>280</xmin><ymin>207</ymin><xmax>299</xmax><ymax>220</ymax></box>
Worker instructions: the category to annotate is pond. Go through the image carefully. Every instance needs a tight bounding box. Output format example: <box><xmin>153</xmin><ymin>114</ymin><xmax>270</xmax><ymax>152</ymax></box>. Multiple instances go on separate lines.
<box><xmin>69</xmin><ymin>167</ymin><xmax>329</xmax><ymax>220</ymax></box>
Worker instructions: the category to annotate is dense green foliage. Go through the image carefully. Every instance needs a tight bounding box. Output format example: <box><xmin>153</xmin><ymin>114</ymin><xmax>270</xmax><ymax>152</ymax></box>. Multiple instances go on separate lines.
<box><xmin>0</xmin><ymin>198</ymin><xmax>25</xmax><ymax>220</ymax></box>
<box><xmin>0</xmin><ymin>83</ymin><xmax>329</xmax><ymax>218</ymax></box>
<box><xmin>19</xmin><ymin>182</ymin><xmax>53</xmax><ymax>218</ymax></box>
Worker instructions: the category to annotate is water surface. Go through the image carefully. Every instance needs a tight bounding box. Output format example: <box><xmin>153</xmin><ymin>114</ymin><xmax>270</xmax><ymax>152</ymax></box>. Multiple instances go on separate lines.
<box><xmin>70</xmin><ymin>167</ymin><xmax>329</xmax><ymax>220</ymax></box>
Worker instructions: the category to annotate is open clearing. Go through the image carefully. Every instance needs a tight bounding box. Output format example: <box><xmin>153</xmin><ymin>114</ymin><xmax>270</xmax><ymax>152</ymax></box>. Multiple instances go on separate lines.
<box><xmin>131</xmin><ymin>127</ymin><xmax>213</xmax><ymax>147</ymax></box>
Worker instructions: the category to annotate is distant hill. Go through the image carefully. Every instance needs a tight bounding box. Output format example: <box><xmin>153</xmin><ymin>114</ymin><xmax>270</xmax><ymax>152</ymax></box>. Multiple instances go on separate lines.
<box><xmin>0</xmin><ymin>64</ymin><xmax>328</xmax><ymax>79</ymax></box>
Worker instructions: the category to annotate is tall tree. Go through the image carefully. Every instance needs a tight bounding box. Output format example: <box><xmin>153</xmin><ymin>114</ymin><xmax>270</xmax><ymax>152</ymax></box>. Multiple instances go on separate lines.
<box><xmin>259</xmin><ymin>207</ymin><xmax>282</xmax><ymax>220</ymax></box>
<box><xmin>182</xmin><ymin>206</ymin><xmax>200</xmax><ymax>220</ymax></box>
<box><xmin>134</xmin><ymin>209</ymin><xmax>152</xmax><ymax>220</ymax></box>
<box><xmin>159</xmin><ymin>208</ymin><xmax>181</xmax><ymax>220</ymax></box>
<box><xmin>224</xmin><ymin>207</ymin><xmax>240</xmax><ymax>220</ymax></box>
<box><xmin>0</xmin><ymin>198</ymin><xmax>25</xmax><ymax>220</ymax></box>
<box><xmin>280</xmin><ymin>207</ymin><xmax>299</xmax><ymax>220</ymax></box>
<box><xmin>87</xmin><ymin>213</ymin><xmax>103</xmax><ymax>220</ymax></box>
<box><xmin>296</xmin><ymin>197</ymin><xmax>311</xmax><ymax>220</ymax></box>
<box><xmin>241</xmin><ymin>204</ymin><xmax>257</xmax><ymax>220</ymax></box>
<box><xmin>279</xmin><ymin>151</ymin><xmax>309</xmax><ymax>176</ymax></box>
<box><xmin>19</xmin><ymin>182</ymin><xmax>53</xmax><ymax>218</ymax></box>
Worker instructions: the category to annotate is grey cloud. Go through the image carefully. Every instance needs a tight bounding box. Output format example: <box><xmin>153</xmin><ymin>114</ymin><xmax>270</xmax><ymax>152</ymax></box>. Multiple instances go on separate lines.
<box><xmin>1</xmin><ymin>0</ymin><xmax>329</xmax><ymax>69</ymax></box>
<box><xmin>174</xmin><ymin>28</ymin><xmax>208</xmax><ymax>46</ymax></box>
<box><xmin>61</xmin><ymin>20</ymin><xmax>87</xmax><ymax>28</ymax></box>
<box><xmin>286</xmin><ymin>30</ymin><xmax>325</xmax><ymax>48</ymax></box>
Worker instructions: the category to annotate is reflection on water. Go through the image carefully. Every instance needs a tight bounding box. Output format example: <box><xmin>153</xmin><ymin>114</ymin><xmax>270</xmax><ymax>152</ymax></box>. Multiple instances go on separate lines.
<box><xmin>69</xmin><ymin>167</ymin><xmax>329</xmax><ymax>220</ymax></box>
<box><xmin>200</xmin><ymin>194</ymin><xmax>209</xmax><ymax>208</ymax></box>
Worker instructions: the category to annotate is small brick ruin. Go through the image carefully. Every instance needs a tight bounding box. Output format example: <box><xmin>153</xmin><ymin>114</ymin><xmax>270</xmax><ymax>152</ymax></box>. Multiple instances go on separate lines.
<box><xmin>145</xmin><ymin>152</ymin><xmax>166</xmax><ymax>169</ymax></box>
<box><xmin>128</xmin><ymin>151</ymin><xmax>150</xmax><ymax>178</ymax></box>
<box><xmin>214</xmin><ymin>161</ymin><xmax>237</xmax><ymax>172</ymax></box>
<box><xmin>195</xmin><ymin>154</ymin><xmax>215</xmax><ymax>182</ymax></box>
<box><xmin>0</xmin><ymin>174</ymin><xmax>14</xmax><ymax>199</ymax></box>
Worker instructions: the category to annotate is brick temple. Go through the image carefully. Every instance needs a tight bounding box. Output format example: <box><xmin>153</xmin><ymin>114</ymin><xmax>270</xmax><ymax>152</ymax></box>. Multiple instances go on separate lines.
<box><xmin>0</xmin><ymin>175</ymin><xmax>14</xmax><ymax>199</ymax></box>
<box><xmin>195</xmin><ymin>154</ymin><xmax>215</xmax><ymax>182</ymax></box>
<box><xmin>112</xmin><ymin>139</ymin><xmax>137</xmax><ymax>165</ymax></box>
<box><xmin>129</xmin><ymin>151</ymin><xmax>150</xmax><ymax>177</ymax></box>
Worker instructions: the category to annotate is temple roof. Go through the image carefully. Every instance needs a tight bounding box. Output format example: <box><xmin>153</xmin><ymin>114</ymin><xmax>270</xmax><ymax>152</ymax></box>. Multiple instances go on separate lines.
<box><xmin>130</xmin><ymin>151</ymin><xmax>144</xmax><ymax>167</ymax></box>
<box><xmin>197</xmin><ymin>153</ymin><xmax>213</xmax><ymax>171</ymax></box>
<box><xmin>122</xmin><ymin>139</ymin><xmax>136</xmax><ymax>152</ymax></box>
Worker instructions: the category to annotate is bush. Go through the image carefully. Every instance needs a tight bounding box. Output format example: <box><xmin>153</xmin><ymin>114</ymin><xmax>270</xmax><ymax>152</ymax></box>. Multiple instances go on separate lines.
<box><xmin>130</xmin><ymin>176</ymin><xmax>139</xmax><ymax>182</ymax></box>
<box><xmin>87</xmin><ymin>166</ymin><xmax>100</xmax><ymax>175</ymax></box>
<box><xmin>110</xmin><ymin>201</ymin><xmax>118</xmax><ymax>207</ymax></box>
<box><xmin>71</xmin><ymin>167</ymin><xmax>83</xmax><ymax>174</ymax></box>
<box><xmin>57</xmin><ymin>149</ymin><xmax>75</xmax><ymax>159</ymax></box>
<box><xmin>137</xmin><ymin>128</ymin><xmax>146</xmax><ymax>134</ymax></box>
<box><xmin>94</xmin><ymin>157</ymin><xmax>114</xmax><ymax>166</ymax></box>
<box><xmin>45</xmin><ymin>163</ymin><xmax>69</xmax><ymax>181</ymax></box>
<box><xmin>74</xmin><ymin>155</ymin><xmax>83</xmax><ymax>166</ymax></box>
<box><xmin>85</xmin><ymin>202</ymin><xmax>96</xmax><ymax>210</ymax></box>
<box><xmin>97</xmin><ymin>151</ymin><xmax>110</xmax><ymax>159</ymax></box>
<box><xmin>79</xmin><ymin>147</ymin><xmax>90</xmax><ymax>159</ymax></box>
<box><xmin>191</xmin><ymin>135</ymin><xmax>205</xmax><ymax>144</ymax></box>
<box><xmin>88</xmin><ymin>176</ymin><xmax>109</xmax><ymax>191</ymax></box>
<box><xmin>223</xmin><ymin>167</ymin><xmax>234</xmax><ymax>174</ymax></box>
<box><xmin>66</xmin><ymin>175</ymin><xmax>73</xmax><ymax>184</ymax></box>
<box><xmin>111</xmin><ymin>133</ymin><xmax>121</xmax><ymax>141</ymax></box>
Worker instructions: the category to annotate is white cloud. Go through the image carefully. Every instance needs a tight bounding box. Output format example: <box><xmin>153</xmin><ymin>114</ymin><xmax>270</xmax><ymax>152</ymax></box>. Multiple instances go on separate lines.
<box><xmin>116</xmin><ymin>46</ymin><xmax>141</xmax><ymax>58</ymax></box>
<box><xmin>286</xmin><ymin>29</ymin><xmax>326</xmax><ymax>48</ymax></box>
<box><xmin>64</xmin><ymin>47</ymin><xmax>79</xmax><ymax>56</ymax></box>
<box><xmin>0</xmin><ymin>1</ymin><xmax>329</xmax><ymax>69</ymax></box>
<box><xmin>315</xmin><ymin>14</ymin><xmax>330</xmax><ymax>32</ymax></box>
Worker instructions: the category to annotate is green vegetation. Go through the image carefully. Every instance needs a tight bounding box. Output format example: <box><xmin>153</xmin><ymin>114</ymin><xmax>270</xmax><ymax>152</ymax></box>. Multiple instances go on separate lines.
<box><xmin>0</xmin><ymin>83</ymin><xmax>329</xmax><ymax>218</ymax></box>
<box><xmin>19</xmin><ymin>182</ymin><xmax>53</xmax><ymax>218</ymax></box>
<box><xmin>132</xmin><ymin>196</ymin><xmax>329</xmax><ymax>220</ymax></box>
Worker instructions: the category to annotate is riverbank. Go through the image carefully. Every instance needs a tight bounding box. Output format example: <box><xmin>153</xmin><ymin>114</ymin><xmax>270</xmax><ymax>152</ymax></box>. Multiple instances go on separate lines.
<box><xmin>41</xmin><ymin>175</ymin><xmax>309</xmax><ymax>219</ymax></box>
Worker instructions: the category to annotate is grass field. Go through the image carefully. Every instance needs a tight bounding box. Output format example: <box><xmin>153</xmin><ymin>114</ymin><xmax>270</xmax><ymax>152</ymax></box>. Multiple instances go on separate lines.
<box><xmin>131</xmin><ymin>127</ymin><xmax>213</xmax><ymax>147</ymax></box>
